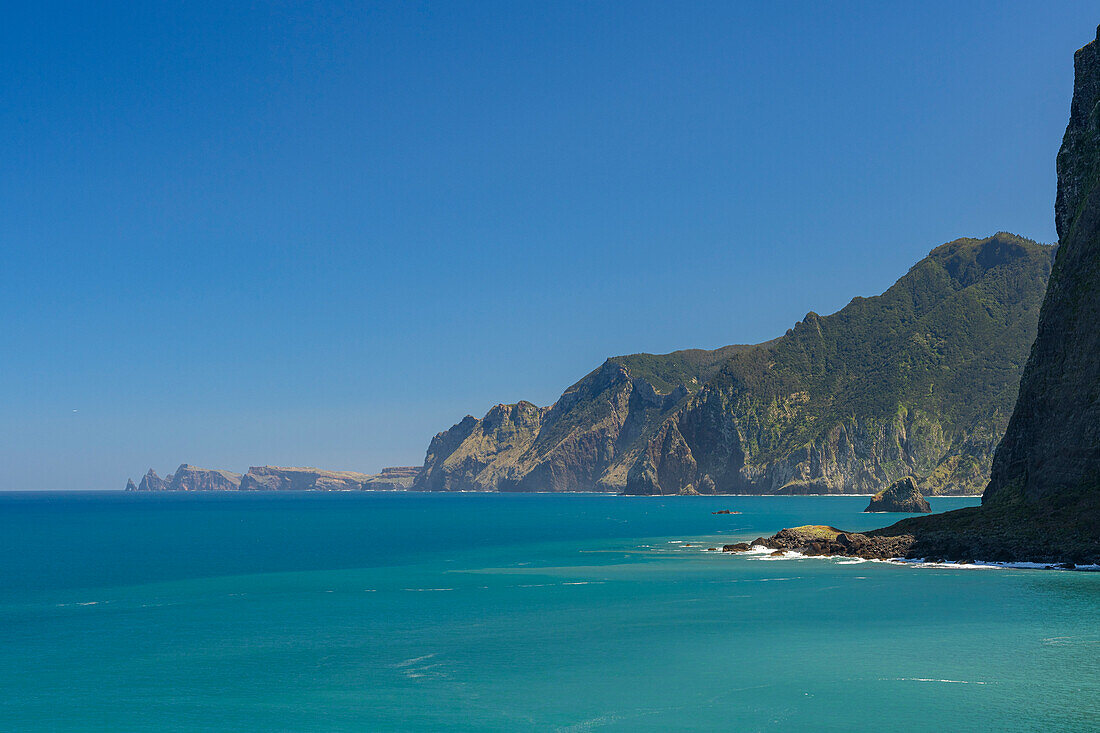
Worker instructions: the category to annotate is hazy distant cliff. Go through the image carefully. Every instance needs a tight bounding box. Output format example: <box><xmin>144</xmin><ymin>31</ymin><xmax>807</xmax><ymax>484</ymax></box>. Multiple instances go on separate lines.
<box><xmin>126</xmin><ymin>465</ymin><xmax>419</xmax><ymax>491</ymax></box>
<box><xmin>131</xmin><ymin>465</ymin><xmax>242</xmax><ymax>491</ymax></box>
<box><xmin>418</xmin><ymin>234</ymin><xmax>1053</xmax><ymax>495</ymax></box>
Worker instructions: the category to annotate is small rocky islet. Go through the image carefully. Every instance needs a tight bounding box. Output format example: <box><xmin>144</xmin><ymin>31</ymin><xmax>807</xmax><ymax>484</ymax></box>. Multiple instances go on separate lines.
<box><xmin>864</xmin><ymin>477</ymin><xmax>931</xmax><ymax>513</ymax></box>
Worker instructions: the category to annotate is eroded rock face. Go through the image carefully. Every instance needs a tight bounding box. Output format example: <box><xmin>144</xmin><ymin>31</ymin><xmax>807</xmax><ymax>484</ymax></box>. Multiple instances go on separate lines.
<box><xmin>865</xmin><ymin>476</ymin><xmax>931</xmax><ymax>513</ymax></box>
<box><xmin>413</xmin><ymin>347</ymin><xmax>755</xmax><ymax>492</ymax></box>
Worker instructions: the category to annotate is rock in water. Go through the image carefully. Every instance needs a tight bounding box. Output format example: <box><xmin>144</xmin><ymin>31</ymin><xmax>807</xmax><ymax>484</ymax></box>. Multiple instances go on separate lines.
<box><xmin>723</xmin><ymin>525</ymin><xmax>915</xmax><ymax>560</ymax></box>
<box><xmin>871</xmin><ymin>27</ymin><xmax>1100</xmax><ymax>564</ymax></box>
<box><xmin>124</xmin><ymin>478</ymin><xmax>138</xmax><ymax>492</ymax></box>
<box><xmin>865</xmin><ymin>477</ymin><xmax>931</xmax><ymax>513</ymax></box>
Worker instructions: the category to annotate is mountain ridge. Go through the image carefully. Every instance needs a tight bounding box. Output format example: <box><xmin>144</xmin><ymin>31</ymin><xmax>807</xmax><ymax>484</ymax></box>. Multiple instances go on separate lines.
<box><xmin>417</xmin><ymin>233</ymin><xmax>1054</xmax><ymax>496</ymax></box>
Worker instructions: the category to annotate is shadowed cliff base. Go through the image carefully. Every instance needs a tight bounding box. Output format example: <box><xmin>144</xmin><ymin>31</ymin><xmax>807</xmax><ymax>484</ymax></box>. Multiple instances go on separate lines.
<box><xmin>870</xmin><ymin>484</ymin><xmax>1100</xmax><ymax>564</ymax></box>
<box><xmin>738</xmin><ymin>486</ymin><xmax>1100</xmax><ymax>565</ymax></box>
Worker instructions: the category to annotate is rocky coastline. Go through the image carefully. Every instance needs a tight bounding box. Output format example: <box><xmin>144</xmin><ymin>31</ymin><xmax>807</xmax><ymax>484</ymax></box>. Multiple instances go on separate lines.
<box><xmin>719</xmin><ymin>525</ymin><xmax>1093</xmax><ymax>570</ymax></box>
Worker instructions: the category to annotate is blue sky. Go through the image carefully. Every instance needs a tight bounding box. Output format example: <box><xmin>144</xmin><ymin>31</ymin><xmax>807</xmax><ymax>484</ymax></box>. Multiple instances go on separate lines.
<box><xmin>1</xmin><ymin>2</ymin><xmax>1095</xmax><ymax>489</ymax></box>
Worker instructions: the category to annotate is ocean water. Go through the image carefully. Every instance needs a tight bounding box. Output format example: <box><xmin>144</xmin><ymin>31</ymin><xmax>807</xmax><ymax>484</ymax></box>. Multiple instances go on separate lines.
<box><xmin>1</xmin><ymin>492</ymin><xmax>1097</xmax><ymax>732</ymax></box>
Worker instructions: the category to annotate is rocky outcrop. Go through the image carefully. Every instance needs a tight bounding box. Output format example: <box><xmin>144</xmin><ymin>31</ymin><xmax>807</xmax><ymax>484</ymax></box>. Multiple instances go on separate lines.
<box><xmin>125</xmin><ymin>478</ymin><xmax>138</xmax><ymax>492</ymax></box>
<box><xmin>137</xmin><ymin>469</ymin><xmax>169</xmax><ymax>491</ymax></box>
<box><xmin>625</xmin><ymin>234</ymin><xmax>1053</xmax><ymax>496</ymax></box>
<box><xmin>125</xmin><ymin>464</ymin><xmax>420</xmax><ymax>491</ymax></box>
<box><xmin>865</xmin><ymin>476</ymin><xmax>931</xmax><ymax>513</ymax></box>
<box><xmin>413</xmin><ymin>346</ymin><xmax>756</xmax><ymax>492</ymax></box>
<box><xmin>731</xmin><ymin>525</ymin><xmax>916</xmax><ymax>560</ymax></box>
<box><xmin>871</xmin><ymin>27</ymin><xmax>1100</xmax><ymax>564</ymax></box>
<box><xmin>414</xmin><ymin>401</ymin><xmax>547</xmax><ymax>492</ymax></box>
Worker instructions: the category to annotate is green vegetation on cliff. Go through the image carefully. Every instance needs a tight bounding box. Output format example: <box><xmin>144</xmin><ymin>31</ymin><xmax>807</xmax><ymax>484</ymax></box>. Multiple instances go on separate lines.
<box><xmin>628</xmin><ymin>233</ymin><xmax>1054</xmax><ymax>495</ymax></box>
<box><xmin>418</xmin><ymin>233</ymin><xmax>1053</xmax><ymax>495</ymax></box>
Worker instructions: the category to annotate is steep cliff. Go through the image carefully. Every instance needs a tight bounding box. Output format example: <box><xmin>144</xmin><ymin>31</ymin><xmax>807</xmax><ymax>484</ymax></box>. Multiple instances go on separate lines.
<box><xmin>624</xmin><ymin>234</ymin><xmax>1053</xmax><ymax>495</ymax></box>
<box><xmin>987</xmin><ymin>28</ymin><xmax>1100</xmax><ymax>506</ymax></box>
<box><xmin>875</xmin><ymin>28</ymin><xmax>1100</xmax><ymax>563</ymax></box>
<box><xmin>413</xmin><ymin>346</ymin><xmax>758</xmax><ymax>492</ymax></box>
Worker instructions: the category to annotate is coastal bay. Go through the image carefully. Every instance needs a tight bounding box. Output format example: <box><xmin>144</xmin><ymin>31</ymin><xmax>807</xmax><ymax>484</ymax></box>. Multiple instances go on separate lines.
<box><xmin>2</xmin><ymin>491</ymin><xmax>1096</xmax><ymax>732</ymax></box>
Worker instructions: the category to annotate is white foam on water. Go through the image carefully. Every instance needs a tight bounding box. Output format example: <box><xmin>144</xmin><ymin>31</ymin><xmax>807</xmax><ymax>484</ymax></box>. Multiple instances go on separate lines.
<box><xmin>395</xmin><ymin>653</ymin><xmax>436</xmax><ymax>668</ymax></box>
<box><xmin>402</xmin><ymin>588</ymin><xmax>454</xmax><ymax>592</ymax></box>
<box><xmin>898</xmin><ymin>559</ymin><xmax>1100</xmax><ymax>571</ymax></box>
<box><xmin>891</xmin><ymin>677</ymin><xmax>987</xmax><ymax>685</ymax></box>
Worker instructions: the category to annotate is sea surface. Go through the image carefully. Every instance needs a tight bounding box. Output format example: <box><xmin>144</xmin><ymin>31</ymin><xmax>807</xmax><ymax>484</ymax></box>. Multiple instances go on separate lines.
<box><xmin>1</xmin><ymin>491</ymin><xmax>1098</xmax><ymax>732</ymax></box>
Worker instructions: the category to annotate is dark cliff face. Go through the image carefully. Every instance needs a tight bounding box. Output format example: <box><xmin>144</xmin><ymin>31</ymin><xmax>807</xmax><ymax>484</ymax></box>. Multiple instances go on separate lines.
<box><xmin>625</xmin><ymin>234</ymin><xmax>1053</xmax><ymax>496</ymax></box>
<box><xmin>872</xmin><ymin>28</ymin><xmax>1100</xmax><ymax>564</ymax></box>
<box><xmin>985</xmin><ymin>27</ymin><xmax>1100</xmax><ymax>507</ymax></box>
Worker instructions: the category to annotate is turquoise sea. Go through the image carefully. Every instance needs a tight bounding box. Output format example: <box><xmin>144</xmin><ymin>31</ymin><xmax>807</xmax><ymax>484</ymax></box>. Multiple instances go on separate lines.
<box><xmin>1</xmin><ymin>491</ymin><xmax>1098</xmax><ymax>731</ymax></box>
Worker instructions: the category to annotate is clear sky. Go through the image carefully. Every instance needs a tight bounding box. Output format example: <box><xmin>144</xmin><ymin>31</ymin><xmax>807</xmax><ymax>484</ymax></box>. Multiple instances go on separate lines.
<box><xmin>1</xmin><ymin>2</ymin><xmax>1096</xmax><ymax>490</ymax></box>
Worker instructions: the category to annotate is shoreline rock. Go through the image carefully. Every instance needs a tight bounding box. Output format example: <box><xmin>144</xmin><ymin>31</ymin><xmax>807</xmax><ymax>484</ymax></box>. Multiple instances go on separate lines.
<box><xmin>721</xmin><ymin>524</ymin><xmax>1098</xmax><ymax>569</ymax></box>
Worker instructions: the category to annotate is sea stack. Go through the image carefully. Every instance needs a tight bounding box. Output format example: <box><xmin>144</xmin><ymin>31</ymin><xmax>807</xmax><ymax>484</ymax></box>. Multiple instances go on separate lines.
<box><xmin>865</xmin><ymin>477</ymin><xmax>931</xmax><ymax>513</ymax></box>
